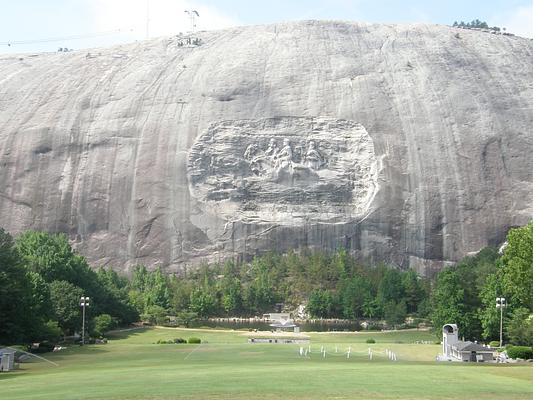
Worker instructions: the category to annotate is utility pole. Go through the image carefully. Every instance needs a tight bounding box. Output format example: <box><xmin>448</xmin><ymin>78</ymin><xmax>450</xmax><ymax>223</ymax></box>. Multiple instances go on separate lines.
<box><xmin>80</xmin><ymin>296</ymin><xmax>90</xmax><ymax>345</ymax></box>
<box><xmin>496</xmin><ymin>297</ymin><xmax>506</xmax><ymax>347</ymax></box>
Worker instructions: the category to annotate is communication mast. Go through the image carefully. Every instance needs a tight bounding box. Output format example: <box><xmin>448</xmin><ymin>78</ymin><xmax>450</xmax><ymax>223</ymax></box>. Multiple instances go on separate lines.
<box><xmin>184</xmin><ymin>10</ymin><xmax>200</xmax><ymax>33</ymax></box>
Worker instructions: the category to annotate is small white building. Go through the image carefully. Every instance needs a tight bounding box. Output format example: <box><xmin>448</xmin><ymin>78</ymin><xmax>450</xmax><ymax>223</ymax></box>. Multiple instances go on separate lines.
<box><xmin>440</xmin><ymin>324</ymin><xmax>496</xmax><ymax>362</ymax></box>
<box><xmin>450</xmin><ymin>341</ymin><xmax>496</xmax><ymax>362</ymax></box>
<box><xmin>0</xmin><ymin>348</ymin><xmax>16</xmax><ymax>372</ymax></box>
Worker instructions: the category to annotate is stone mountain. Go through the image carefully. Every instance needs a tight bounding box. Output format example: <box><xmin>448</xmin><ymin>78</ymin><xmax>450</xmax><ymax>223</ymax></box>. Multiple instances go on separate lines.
<box><xmin>1</xmin><ymin>20</ymin><xmax>532</xmax><ymax>275</ymax></box>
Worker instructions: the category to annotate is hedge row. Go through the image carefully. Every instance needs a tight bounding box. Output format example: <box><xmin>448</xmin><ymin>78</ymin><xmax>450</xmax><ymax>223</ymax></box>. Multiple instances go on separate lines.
<box><xmin>507</xmin><ymin>346</ymin><xmax>533</xmax><ymax>360</ymax></box>
<box><xmin>155</xmin><ymin>338</ymin><xmax>201</xmax><ymax>344</ymax></box>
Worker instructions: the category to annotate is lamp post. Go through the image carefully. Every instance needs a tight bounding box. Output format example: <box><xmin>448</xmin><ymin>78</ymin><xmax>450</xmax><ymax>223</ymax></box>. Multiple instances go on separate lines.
<box><xmin>496</xmin><ymin>297</ymin><xmax>506</xmax><ymax>347</ymax></box>
<box><xmin>80</xmin><ymin>296</ymin><xmax>90</xmax><ymax>345</ymax></box>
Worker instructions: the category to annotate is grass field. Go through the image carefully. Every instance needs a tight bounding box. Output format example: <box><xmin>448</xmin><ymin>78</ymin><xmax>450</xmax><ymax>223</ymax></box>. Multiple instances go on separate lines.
<box><xmin>2</xmin><ymin>327</ymin><xmax>533</xmax><ymax>399</ymax></box>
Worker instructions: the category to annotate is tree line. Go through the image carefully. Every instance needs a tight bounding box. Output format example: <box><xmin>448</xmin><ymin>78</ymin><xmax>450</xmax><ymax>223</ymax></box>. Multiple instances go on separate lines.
<box><xmin>130</xmin><ymin>250</ymin><xmax>430</xmax><ymax>328</ymax></box>
<box><xmin>452</xmin><ymin>19</ymin><xmax>502</xmax><ymax>32</ymax></box>
<box><xmin>0</xmin><ymin>229</ymin><xmax>137</xmax><ymax>344</ymax></box>
<box><xmin>431</xmin><ymin>221</ymin><xmax>533</xmax><ymax>346</ymax></box>
<box><xmin>1</xmin><ymin>221</ymin><xmax>533</xmax><ymax>347</ymax></box>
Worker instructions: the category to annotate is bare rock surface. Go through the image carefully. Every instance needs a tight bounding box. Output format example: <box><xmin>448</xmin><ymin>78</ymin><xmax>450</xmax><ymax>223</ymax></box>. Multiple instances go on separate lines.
<box><xmin>0</xmin><ymin>21</ymin><xmax>532</xmax><ymax>275</ymax></box>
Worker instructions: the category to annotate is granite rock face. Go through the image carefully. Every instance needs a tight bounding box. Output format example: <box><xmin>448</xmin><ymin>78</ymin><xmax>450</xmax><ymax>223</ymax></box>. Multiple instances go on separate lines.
<box><xmin>0</xmin><ymin>21</ymin><xmax>532</xmax><ymax>275</ymax></box>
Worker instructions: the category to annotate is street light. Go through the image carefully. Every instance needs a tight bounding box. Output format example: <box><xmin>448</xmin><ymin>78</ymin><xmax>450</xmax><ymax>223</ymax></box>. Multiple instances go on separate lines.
<box><xmin>496</xmin><ymin>297</ymin><xmax>507</xmax><ymax>347</ymax></box>
<box><xmin>80</xmin><ymin>296</ymin><xmax>90</xmax><ymax>345</ymax></box>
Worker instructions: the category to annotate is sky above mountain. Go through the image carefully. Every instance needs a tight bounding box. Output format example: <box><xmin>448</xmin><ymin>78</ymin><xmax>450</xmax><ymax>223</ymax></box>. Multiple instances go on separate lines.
<box><xmin>1</xmin><ymin>0</ymin><xmax>533</xmax><ymax>53</ymax></box>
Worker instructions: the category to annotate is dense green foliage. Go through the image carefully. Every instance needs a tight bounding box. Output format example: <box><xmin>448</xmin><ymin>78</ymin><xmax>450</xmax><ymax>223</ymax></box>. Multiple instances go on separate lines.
<box><xmin>2</xmin><ymin>220</ymin><xmax>533</xmax><ymax>347</ymax></box>
<box><xmin>506</xmin><ymin>308</ymin><xmax>533</xmax><ymax>347</ymax></box>
<box><xmin>49</xmin><ymin>280</ymin><xmax>85</xmax><ymax>334</ymax></box>
<box><xmin>498</xmin><ymin>222</ymin><xmax>533</xmax><ymax>345</ymax></box>
<box><xmin>430</xmin><ymin>248</ymin><xmax>499</xmax><ymax>340</ymax></box>
<box><xmin>92</xmin><ymin>314</ymin><xmax>116</xmax><ymax>337</ymax></box>
<box><xmin>128</xmin><ymin>250</ymin><xmax>430</xmax><ymax>327</ymax></box>
<box><xmin>0</xmin><ymin>230</ymin><xmax>138</xmax><ymax>345</ymax></box>
<box><xmin>430</xmin><ymin>221</ymin><xmax>533</xmax><ymax>345</ymax></box>
<box><xmin>501</xmin><ymin>223</ymin><xmax>533</xmax><ymax>309</ymax></box>
<box><xmin>0</xmin><ymin>228</ymin><xmax>34</xmax><ymax>344</ymax></box>
<box><xmin>506</xmin><ymin>346</ymin><xmax>533</xmax><ymax>360</ymax></box>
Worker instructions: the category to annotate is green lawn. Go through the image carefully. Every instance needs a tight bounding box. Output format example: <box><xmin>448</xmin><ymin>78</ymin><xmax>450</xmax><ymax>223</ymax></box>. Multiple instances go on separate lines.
<box><xmin>2</xmin><ymin>327</ymin><xmax>532</xmax><ymax>399</ymax></box>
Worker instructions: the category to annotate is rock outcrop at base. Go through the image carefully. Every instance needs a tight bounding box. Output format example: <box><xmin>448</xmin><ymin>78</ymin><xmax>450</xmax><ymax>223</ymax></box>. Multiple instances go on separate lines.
<box><xmin>0</xmin><ymin>21</ymin><xmax>532</xmax><ymax>275</ymax></box>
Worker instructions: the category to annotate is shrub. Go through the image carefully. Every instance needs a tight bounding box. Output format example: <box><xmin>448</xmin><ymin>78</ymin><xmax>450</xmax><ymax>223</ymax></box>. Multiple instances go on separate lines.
<box><xmin>188</xmin><ymin>337</ymin><xmax>201</xmax><ymax>344</ymax></box>
<box><xmin>507</xmin><ymin>308</ymin><xmax>533</xmax><ymax>347</ymax></box>
<box><xmin>489</xmin><ymin>341</ymin><xmax>501</xmax><ymax>348</ymax></box>
<box><xmin>40</xmin><ymin>320</ymin><xmax>62</xmax><ymax>342</ymax></box>
<box><xmin>155</xmin><ymin>338</ymin><xmax>188</xmax><ymax>344</ymax></box>
<box><xmin>176</xmin><ymin>311</ymin><xmax>198</xmax><ymax>328</ymax></box>
<box><xmin>366</xmin><ymin>338</ymin><xmax>376</xmax><ymax>344</ymax></box>
<box><xmin>92</xmin><ymin>314</ymin><xmax>116</xmax><ymax>337</ymax></box>
<box><xmin>141</xmin><ymin>305</ymin><xmax>168</xmax><ymax>326</ymax></box>
<box><xmin>28</xmin><ymin>341</ymin><xmax>55</xmax><ymax>353</ymax></box>
<box><xmin>507</xmin><ymin>346</ymin><xmax>533</xmax><ymax>360</ymax></box>
<box><xmin>366</xmin><ymin>323</ymin><xmax>382</xmax><ymax>331</ymax></box>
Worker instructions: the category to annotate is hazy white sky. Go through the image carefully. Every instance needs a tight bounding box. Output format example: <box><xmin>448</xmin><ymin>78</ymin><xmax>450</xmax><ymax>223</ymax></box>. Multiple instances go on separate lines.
<box><xmin>1</xmin><ymin>1</ymin><xmax>533</xmax><ymax>53</ymax></box>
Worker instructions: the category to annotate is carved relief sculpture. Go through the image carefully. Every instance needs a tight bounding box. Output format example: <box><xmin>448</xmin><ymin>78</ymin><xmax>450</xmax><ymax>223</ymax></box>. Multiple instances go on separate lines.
<box><xmin>188</xmin><ymin>117</ymin><xmax>380</xmax><ymax>224</ymax></box>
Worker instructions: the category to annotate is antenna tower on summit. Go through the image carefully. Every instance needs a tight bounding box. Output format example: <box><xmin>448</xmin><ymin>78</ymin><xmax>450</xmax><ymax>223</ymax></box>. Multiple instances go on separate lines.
<box><xmin>185</xmin><ymin>10</ymin><xmax>200</xmax><ymax>33</ymax></box>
